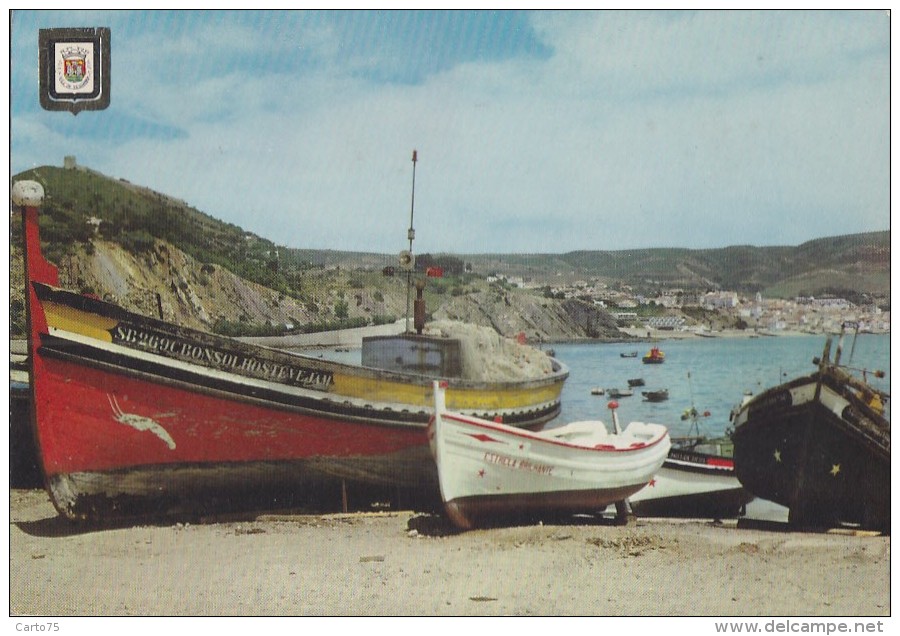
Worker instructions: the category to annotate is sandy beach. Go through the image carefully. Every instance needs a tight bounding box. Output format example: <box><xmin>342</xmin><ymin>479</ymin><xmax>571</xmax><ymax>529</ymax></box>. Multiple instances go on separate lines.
<box><xmin>7</xmin><ymin>487</ymin><xmax>890</xmax><ymax>618</ymax></box>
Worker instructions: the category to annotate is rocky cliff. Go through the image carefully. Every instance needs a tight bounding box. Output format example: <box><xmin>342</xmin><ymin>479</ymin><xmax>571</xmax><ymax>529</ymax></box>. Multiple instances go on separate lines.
<box><xmin>10</xmin><ymin>233</ymin><xmax>626</xmax><ymax>343</ymax></box>
<box><xmin>433</xmin><ymin>286</ymin><xmax>622</xmax><ymax>342</ymax></box>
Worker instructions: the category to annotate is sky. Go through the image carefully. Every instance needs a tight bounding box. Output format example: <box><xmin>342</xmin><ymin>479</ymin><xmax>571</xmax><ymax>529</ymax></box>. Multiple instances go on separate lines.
<box><xmin>8</xmin><ymin>9</ymin><xmax>892</xmax><ymax>255</ymax></box>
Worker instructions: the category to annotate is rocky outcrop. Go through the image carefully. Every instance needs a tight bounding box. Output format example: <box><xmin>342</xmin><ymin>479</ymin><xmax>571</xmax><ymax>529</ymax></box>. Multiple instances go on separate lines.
<box><xmin>423</xmin><ymin>320</ymin><xmax>556</xmax><ymax>381</ymax></box>
<box><xmin>431</xmin><ymin>286</ymin><xmax>626</xmax><ymax>342</ymax></box>
<box><xmin>21</xmin><ymin>238</ymin><xmax>316</xmax><ymax>333</ymax></box>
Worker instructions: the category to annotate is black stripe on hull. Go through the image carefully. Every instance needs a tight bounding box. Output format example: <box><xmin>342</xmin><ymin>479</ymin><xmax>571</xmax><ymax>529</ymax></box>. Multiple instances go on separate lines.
<box><xmin>661</xmin><ymin>456</ymin><xmax>734</xmax><ymax>476</ymax></box>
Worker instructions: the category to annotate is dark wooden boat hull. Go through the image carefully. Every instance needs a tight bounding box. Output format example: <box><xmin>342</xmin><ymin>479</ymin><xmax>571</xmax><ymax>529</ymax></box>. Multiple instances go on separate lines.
<box><xmin>629</xmin><ymin>445</ymin><xmax>754</xmax><ymax>518</ymax></box>
<box><xmin>629</xmin><ymin>483</ymin><xmax>752</xmax><ymax>519</ymax></box>
<box><xmin>732</xmin><ymin>371</ymin><xmax>890</xmax><ymax>531</ymax></box>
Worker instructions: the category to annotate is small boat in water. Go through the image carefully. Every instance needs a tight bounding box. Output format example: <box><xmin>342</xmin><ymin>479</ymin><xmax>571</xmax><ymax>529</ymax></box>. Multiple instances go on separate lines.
<box><xmin>590</xmin><ymin>387</ymin><xmax>605</xmax><ymax>396</ymax></box>
<box><xmin>731</xmin><ymin>324</ymin><xmax>890</xmax><ymax>531</ymax></box>
<box><xmin>606</xmin><ymin>388</ymin><xmax>634</xmax><ymax>398</ymax></box>
<box><xmin>627</xmin><ymin>378</ymin><xmax>645</xmax><ymax>387</ymax></box>
<box><xmin>642</xmin><ymin>389</ymin><xmax>669</xmax><ymax>402</ymax></box>
<box><xmin>620</xmin><ymin>351</ymin><xmax>638</xmax><ymax>358</ymax></box>
<box><xmin>429</xmin><ymin>382</ymin><xmax>670</xmax><ymax>529</ymax></box>
<box><xmin>642</xmin><ymin>347</ymin><xmax>665</xmax><ymax>364</ymax></box>
<box><xmin>12</xmin><ymin>178</ymin><xmax>569</xmax><ymax>522</ymax></box>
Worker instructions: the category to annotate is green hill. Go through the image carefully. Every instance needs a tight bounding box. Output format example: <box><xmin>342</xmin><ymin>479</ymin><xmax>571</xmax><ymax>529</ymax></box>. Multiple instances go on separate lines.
<box><xmin>461</xmin><ymin>233</ymin><xmax>889</xmax><ymax>299</ymax></box>
<box><xmin>10</xmin><ymin>164</ymin><xmax>889</xmax><ymax>337</ymax></box>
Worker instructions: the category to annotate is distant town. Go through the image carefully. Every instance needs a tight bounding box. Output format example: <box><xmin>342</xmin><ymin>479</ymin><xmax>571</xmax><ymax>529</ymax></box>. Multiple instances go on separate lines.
<box><xmin>487</xmin><ymin>274</ymin><xmax>890</xmax><ymax>335</ymax></box>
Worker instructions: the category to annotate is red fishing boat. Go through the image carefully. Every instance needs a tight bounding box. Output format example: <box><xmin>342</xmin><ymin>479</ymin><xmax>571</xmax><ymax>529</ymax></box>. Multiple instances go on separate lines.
<box><xmin>12</xmin><ymin>180</ymin><xmax>568</xmax><ymax>522</ymax></box>
<box><xmin>642</xmin><ymin>346</ymin><xmax>665</xmax><ymax>364</ymax></box>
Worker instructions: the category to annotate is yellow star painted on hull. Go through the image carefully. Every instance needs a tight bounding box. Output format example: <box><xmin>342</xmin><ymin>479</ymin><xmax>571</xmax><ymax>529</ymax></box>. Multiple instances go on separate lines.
<box><xmin>830</xmin><ymin>464</ymin><xmax>841</xmax><ymax>477</ymax></box>
<box><xmin>773</xmin><ymin>449</ymin><xmax>782</xmax><ymax>462</ymax></box>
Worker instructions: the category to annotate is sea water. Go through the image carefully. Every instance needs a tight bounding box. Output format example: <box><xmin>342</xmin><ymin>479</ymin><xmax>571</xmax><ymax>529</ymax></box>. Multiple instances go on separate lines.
<box><xmin>551</xmin><ymin>332</ymin><xmax>890</xmax><ymax>521</ymax></box>
<box><xmin>551</xmin><ymin>333</ymin><xmax>890</xmax><ymax>436</ymax></box>
<box><xmin>317</xmin><ymin>332</ymin><xmax>890</xmax><ymax>433</ymax></box>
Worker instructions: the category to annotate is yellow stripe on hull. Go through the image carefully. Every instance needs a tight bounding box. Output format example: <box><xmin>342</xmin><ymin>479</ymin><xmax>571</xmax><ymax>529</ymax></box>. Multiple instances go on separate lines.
<box><xmin>331</xmin><ymin>373</ymin><xmax>563</xmax><ymax>411</ymax></box>
<box><xmin>42</xmin><ymin>301</ymin><xmax>118</xmax><ymax>343</ymax></box>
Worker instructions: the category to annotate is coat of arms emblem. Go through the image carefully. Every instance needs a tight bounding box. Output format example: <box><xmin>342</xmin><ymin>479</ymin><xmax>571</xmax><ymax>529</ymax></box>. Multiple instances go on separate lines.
<box><xmin>39</xmin><ymin>27</ymin><xmax>110</xmax><ymax>114</ymax></box>
<box><xmin>57</xmin><ymin>45</ymin><xmax>91</xmax><ymax>91</ymax></box>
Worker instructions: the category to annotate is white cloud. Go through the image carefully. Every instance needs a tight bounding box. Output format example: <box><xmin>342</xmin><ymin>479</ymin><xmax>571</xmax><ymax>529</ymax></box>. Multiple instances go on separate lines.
<box><xmin>11</xmin><ymin>10</ymin><xmax>890</xmax><ymax>253</ymax></box>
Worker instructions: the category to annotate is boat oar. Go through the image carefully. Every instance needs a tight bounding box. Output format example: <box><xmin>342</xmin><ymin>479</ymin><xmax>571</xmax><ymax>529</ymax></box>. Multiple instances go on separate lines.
<box><xmin>606</xmin><ymin>399</ymin><xmax>635</xmax><ymax>523</ymax></box>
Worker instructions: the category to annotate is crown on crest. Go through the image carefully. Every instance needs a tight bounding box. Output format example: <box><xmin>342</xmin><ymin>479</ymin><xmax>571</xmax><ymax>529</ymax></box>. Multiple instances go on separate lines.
<box><xmin>60</xmin><ymin>45</ymin><xmax>89</xmax><ymax>60</ymax></box>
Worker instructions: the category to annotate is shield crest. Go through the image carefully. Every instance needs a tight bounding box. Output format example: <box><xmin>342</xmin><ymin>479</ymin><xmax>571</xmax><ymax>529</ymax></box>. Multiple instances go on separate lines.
<box><xmin>63</xmin><ymin>55</ymin><xmax>86</xmax><ymax>82</ymax></box>
<box><xmin>39</xmin><ymin>27</ymin><xmax>111</xmax><ymax>114</ymax></box>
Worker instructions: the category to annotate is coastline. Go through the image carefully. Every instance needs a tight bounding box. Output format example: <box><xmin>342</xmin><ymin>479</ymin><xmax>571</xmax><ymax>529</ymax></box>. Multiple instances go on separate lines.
<box><xmin>238</xmin><ymin>324</ymin><xmax>840</xmax><ymax>351</ymax></box>
<box><xmin>617</xmin><ymin>327</ymin><xmax>826</xmax><ymax>341</ymax></box>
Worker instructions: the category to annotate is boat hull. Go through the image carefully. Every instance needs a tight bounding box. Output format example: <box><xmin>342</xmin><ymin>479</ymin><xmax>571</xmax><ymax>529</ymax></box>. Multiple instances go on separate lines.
<box><xmin>430</xmin><ymin>384</ymin><xmax>670</xmax><ymax>529</ymax></box>
<box><xmin>629</xmin><ymin>448</ymin><xmax>753</xmax><ymax>518</ymax></box>
<box><xmin>642</xmin><ymin>390</ymin><xmax>668</xmax><ymax>402</ymax></box>
<box><xmin>444</xmin><ymin>485</ymin><xmax>642</xmax><ymax>529</ymax></box>
<box><xmin>732</xmin><ymin>371</ymin><xmax>890</xmax><ymax>531</ymax></box>
<box><xmin>26</xmin><ymin>304</ymin><xmax>562</xmax><ymax>521</ymax></box>
<box><xmin>642</xmin><ymin>348</ymin><xmax>665</xmax><ymax>364</ymax></box>
<box><xmin>33</xmin><ymin>351</ymin><xmax>443</xmax><ymax>519</ymax></box>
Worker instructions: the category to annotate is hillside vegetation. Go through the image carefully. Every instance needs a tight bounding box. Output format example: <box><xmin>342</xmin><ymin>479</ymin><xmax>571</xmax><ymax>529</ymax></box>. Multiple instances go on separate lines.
<box><xmin>462</xmin><ymin>232</ymin><xmax>889</xmax><ymax>299</ymax></box>
<box><xmin>9</xmin><ymin>164</ymin><xmax>889</xmax><ymax>340</ymax></box>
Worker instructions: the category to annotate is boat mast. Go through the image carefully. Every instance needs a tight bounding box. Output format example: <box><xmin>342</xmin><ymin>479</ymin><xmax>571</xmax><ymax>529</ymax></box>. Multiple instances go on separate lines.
<box><xmin>404</xmin><ymin>150</ymin><xmax>417</xmax><ymax>333</ymax></box>
<box><xmin>685</xmin><ymin>371</ymin><xmax>701</xmax><ymax>438</ymax></box>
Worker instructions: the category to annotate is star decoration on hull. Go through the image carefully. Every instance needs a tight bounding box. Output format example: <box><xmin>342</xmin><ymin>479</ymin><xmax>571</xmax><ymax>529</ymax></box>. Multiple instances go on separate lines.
<box><xmin>467</xmin><ymin>433</ymin><xmax>502</xmax><ymax>443</ymax></box>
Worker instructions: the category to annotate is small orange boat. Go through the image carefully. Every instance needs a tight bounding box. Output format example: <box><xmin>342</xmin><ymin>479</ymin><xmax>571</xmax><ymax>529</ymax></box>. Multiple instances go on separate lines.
<box><xmin>642</xmin><ymin>346</ymin><xmax>665</xmax><ymax>364</ymax></box>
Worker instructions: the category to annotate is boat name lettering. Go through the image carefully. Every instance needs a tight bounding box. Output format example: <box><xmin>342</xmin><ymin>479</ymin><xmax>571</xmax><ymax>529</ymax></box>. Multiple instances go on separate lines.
<box><xmin>112</xmin><ymin>325</ymin><xmax>333</xmax><ymax>389</ymax></box>
<box><xmin>483</xmin><ymin>452</ymin><xmax>553</xmax><ymax>475</ymax></box>
<box><xmin>669</xmin><ymin>449</ymin><xmax>704</xmax><ymax>463</ymax></box>
<box><xmin>748</xmin><ymin>390</ymin><xmax>792</xmax><ymax>416</ymax></box>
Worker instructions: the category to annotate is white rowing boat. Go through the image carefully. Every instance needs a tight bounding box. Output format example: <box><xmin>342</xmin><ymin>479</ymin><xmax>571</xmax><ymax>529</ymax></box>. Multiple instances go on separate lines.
<box><xmin>429</xmin><ymin>382</ymin><xmax>670</xmax><ymax>529</ymax></box>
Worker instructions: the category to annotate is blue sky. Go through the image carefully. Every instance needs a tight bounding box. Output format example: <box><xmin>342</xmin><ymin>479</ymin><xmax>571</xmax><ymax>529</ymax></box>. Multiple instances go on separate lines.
<box><xmin>9</xmin><ymin>9</ymin><xmax>891</xmax><ymax>254</ymax></box>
